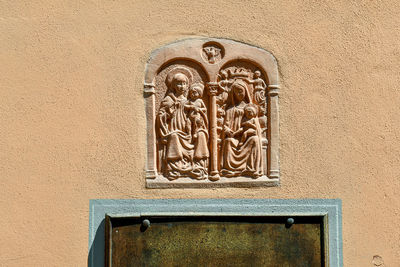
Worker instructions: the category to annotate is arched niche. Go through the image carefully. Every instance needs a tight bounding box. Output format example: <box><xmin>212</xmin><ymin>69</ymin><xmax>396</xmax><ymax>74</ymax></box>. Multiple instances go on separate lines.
<box><xmin>143</xmin><ymin>38</ymin><xmax>280</xmax><ymax>188</ymax></box>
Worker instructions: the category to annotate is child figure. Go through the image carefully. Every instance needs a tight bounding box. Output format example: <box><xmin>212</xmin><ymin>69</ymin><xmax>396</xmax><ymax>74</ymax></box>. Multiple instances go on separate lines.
<box><xmin>246</xmin><ymin>70</ymin><xmax>266</xmax><ymax>91</ymax></box>
<box><xmin>217</xmin><ymin>70</ymin><xmax>233</xmax><ymax>108</ymax></box>
<box><xmin>216</xmin><ymin>107</ymin><xmax>225</xmax><ymax>133</ymax></box>
<box><xmin>186</xmin><ymin>83</ymin><xmax>208</xmax><ymax>137</ymax></box>
<box><xmin>185</xmin><ymin>83</ymin><xmax>209</xmax><ymax>179</ymax></box>
<box><xmin>246</xmin><ymin>70</ymin><xmax>267</xmax><ymax>115</ymax></box>
<box><xmin>238</xmin><ymin>104</ymin><xmax>259</xmax><ymax>147</ymax></box>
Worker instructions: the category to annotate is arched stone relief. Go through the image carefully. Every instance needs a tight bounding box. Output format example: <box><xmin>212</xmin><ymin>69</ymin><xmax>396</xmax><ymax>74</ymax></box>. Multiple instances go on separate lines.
<box><xmin>144</xmin><ymin>38</ymin><xmax>279</xmax><ymax>188</ymax></box>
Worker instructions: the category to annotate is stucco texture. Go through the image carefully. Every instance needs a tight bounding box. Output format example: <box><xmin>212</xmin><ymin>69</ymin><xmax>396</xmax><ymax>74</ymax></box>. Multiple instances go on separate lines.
<box><xmin>1</xmin><ymin>1</ymin><xmax>399</xmax><ymax>266</ymax></box>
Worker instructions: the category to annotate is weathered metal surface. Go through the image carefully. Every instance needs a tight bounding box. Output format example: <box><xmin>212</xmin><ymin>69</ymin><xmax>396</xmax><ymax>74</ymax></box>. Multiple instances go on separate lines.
<box><xmin>107</xmin><ymin>216</ymin><xmax>324</xmax><ymax>267</ymax></box>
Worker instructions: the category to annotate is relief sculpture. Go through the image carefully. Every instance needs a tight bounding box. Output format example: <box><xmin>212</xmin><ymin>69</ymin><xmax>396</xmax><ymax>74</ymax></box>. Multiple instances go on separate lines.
<box><xmin>216</xmin><ymin>68</ymin><xmax>265</xmax><ymax>178</ymax></box>
<box><xmin>145</xmin><ymin>38</ymin><xmax>280</xmax><ymax>188</ymax></box>
<box><xmin>157</xmin><ymin>68</ymin><xmax>209</xmax><ymax>180</ymax></box>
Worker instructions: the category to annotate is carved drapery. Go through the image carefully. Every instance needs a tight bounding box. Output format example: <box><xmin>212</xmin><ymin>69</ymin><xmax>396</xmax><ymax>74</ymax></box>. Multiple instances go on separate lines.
<box><xmin>144</xmin><ymin>38</ymin><xmax>280</xmax><ymax>188</ymax></box>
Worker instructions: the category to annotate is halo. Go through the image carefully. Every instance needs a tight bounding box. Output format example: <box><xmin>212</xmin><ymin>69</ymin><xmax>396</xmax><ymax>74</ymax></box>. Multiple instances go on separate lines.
<box><xmin>165</xmin><ymin>66</ymin><xmax>194</xmax><ymax>87</ymax></box>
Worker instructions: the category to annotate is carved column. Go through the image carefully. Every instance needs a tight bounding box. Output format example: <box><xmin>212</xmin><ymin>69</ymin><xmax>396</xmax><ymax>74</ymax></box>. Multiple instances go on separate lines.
<box><xmin>207</xmin><ymin>82</ymin><xmax>220</xmax><ymax>181</ymax></box>
<box><xmin>144</xmin><ymin>83</ymin><xmax>157</xmax><ymax>179</ymax></box>
<box><xmin>268</xmin><ymin>84</ymin><xmax>280</xmax><ymax>178</ymax></box>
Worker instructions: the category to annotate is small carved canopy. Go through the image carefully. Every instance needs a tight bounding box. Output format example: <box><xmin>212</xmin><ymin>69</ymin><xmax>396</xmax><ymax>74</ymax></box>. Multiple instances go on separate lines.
<box><xmin>144</xmin><ymin>38</ymin><xmax>280</xmax><ymax>188</ymax></box>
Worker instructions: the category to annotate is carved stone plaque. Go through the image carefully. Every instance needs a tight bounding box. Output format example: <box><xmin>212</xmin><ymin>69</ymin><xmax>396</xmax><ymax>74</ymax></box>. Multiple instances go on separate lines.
<box><xmin>144</xmin><ymin>38</ymin><xmax>280</xmax><ymax>188</ymax></box>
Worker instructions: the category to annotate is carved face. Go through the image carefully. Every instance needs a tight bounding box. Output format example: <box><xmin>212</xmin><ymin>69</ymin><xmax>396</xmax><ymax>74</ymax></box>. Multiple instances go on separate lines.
<box><xmin>189</xmin><ymin>87</ymin><xmax>201</xmax><ymax>99</ymax></box>
<box><xmin>233</xmin><ymin>85</ymin><xmax>246</xmax><ymax>102</ymax></box>
<box><xmin>245</xmin><ymin>106</ymin><xmax>257</xmax><ymax>119</ymax></box>
<box><xmin>254</xmin><ymin>71</ymin><xmax>261</xmax><ymax>78</ymax></box>
<box><xmin>172</xmin><ymin>73</ymin><xmax>189</xmax><ymax>96</ymax></box>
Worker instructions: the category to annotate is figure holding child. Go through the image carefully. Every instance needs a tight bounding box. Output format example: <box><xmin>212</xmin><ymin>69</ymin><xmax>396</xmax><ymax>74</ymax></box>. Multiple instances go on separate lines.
<box><xmin>221</xmin><ymin>80</ymin><xmax>263</xmax><ymax>178</ymax></box>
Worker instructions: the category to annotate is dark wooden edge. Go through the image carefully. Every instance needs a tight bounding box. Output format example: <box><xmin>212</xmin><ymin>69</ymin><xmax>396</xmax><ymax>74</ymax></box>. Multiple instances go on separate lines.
<box><xmin>105</xmin><ymin>215</ymin><xmax>112</xmax><ymax>267</ymax></box>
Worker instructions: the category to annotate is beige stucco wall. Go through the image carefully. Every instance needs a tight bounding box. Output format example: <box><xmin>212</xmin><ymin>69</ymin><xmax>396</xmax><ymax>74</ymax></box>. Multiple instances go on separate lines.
<box><xmin>1</xmin><ymin>1</ymin><xmax>399</xmax><ymax>266</ymax></box>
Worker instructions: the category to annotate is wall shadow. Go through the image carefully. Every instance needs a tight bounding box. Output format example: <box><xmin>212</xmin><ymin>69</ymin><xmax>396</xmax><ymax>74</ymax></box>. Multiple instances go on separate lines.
<box><xmin>87</xmin><ymin>219</ymin><xmax>105</xmax><ymax>267</ymax></box>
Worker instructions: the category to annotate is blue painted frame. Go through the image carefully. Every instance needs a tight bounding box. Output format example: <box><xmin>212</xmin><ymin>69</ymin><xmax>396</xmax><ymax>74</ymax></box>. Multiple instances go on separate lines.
<box><xmin>89</xmin><ymin>199</ymin><xmax>342</xmax><ymax>267</ymax></box>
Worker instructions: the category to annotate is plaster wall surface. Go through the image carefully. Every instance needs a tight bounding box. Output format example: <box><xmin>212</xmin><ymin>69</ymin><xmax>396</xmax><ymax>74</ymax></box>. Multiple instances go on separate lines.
<box><xmin>0</xmin><ymin>1</ymin><xmax>399</xmax><ymax>266</ymax></box>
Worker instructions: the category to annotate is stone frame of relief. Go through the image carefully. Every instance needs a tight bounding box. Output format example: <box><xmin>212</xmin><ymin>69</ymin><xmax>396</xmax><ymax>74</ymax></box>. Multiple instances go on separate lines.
<box><xmin>144</xmin><ymin>38</ymin><xmax>280</xmax><ymax>188</ymax></box>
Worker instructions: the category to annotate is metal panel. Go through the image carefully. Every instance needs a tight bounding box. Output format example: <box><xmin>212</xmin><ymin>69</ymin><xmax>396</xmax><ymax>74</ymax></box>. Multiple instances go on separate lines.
<box><xmin>106</xmin><ymin>215</ymin><xmax>325</xmax><ymax>267</ymax></box>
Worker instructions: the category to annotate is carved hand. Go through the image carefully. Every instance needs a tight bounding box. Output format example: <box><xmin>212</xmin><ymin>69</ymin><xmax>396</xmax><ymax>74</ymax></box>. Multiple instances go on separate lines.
<box><xmin>224</xmin><ymin>126</ymin><xmax>234</xmax><ymax>137</ymax></box>
<box><xmin>233</xmin><ymin>128</ymin><xmax>243</xmax><ymax>137</ymax></box>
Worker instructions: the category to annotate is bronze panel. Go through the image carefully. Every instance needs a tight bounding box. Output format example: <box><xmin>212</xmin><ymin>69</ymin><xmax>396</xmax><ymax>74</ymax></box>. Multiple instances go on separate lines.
<box><xmin>106</xmin><ymin>216</ymin><xmax>325</xmax><ymax>267</ymax></box>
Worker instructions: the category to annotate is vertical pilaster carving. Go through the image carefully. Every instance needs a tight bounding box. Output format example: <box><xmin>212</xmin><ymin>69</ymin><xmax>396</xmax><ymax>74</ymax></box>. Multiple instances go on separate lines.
<box><xmin>268</xmin><ymin>84</ymin><xmax>279</xmax><ymax>178</ymax></box>
<box><xmin>144</xmin><ymin>83</ymin><xmax>157</xmax><ymax>179</ymax></box>
<box><xmin>207</xmin><ymin>82</ymin><xmax>220</xmax><ymax>181</ymax></box>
